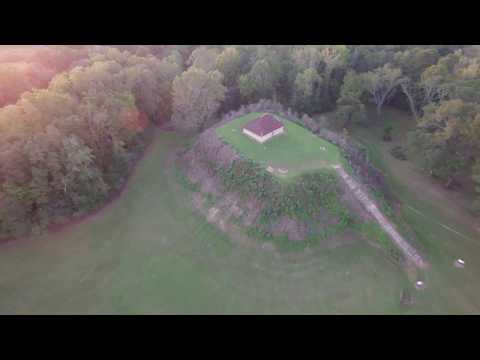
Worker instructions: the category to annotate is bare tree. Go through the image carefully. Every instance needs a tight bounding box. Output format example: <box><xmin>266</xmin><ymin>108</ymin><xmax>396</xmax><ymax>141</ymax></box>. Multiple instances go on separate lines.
<box><xmin>362</xmin><ymin>64</ymin><xmax>403</xmax><ymax>116</ymax></box>
<box><xmin>399</xmin><ymin>78</ymin><xmax>420</xmax><ymax>120</ymax></box>
<box><xmin>421</xmin><ymin>78</ymin><xmax>449</xmax><ymax>105</ymax></box>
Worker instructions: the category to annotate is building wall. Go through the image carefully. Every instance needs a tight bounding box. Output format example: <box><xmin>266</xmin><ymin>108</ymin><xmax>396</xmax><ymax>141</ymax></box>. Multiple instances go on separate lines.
<box><xmin>243</xmin><ymin>128</ymin><xmax>264</xmax><ymax>142</ymax></box>
<box><xmin>272</xmin><ymin>128</ymin><xmax>284</xmax><ymax>136</ymax></box>
<box><xmin>242</xmin><ymin>127</ymin><xmax>284</xmax><ymax>143</ymax></box>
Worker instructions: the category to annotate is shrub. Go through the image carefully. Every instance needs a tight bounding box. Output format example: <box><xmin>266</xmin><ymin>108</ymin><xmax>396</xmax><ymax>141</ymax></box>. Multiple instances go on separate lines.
<box><xmin>382</xmin><ymin>125</ymin><xmax>393</xmax><ymax>142</ymax></box>
<box><xmin>390</xmin><ymin>146</ymin><xmax>408</xmax><ymax>160</ymax></box>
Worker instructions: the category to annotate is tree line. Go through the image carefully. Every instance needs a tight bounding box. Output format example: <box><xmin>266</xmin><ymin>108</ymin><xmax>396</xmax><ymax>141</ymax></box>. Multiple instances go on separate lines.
<box><xmin>0</xmin><ymin>46</ymin><xmax>183</xmax><ymax>239</ymax></box>
<box><xmin>0</xmin><ymin>46</ymin><xmax>88</xmax><ymax>107</ymax></box>
<box><xmin>155</xmin><ymin>45</ymin><xmax>480</xmax><ymax>214</ymax></box>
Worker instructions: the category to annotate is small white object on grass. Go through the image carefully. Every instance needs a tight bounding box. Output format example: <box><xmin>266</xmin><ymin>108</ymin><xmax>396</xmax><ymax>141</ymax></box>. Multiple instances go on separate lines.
<box><xmin>415</xmin><ymin>280</ymin><xmax>425</xmax><ymax>290</ymax></box>
<box><xmin>454</xmin><ymin>258</ymin><xmax>465</xmax><ymax>268</ymax></box>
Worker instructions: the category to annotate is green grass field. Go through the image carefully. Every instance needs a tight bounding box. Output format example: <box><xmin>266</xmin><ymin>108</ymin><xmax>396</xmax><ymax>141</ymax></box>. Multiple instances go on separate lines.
<box><xmin>0</xmin><ymin>130</ymin><xmax>415</xmax><ymax>314</ymax></box>
<box><xmin>1</xmin><ymin>111</ymin><xmax>480</xmax><ymax>314</ymax></box>
<box><xmin>348</xmin><ymin>106</ymin><xmax>480</xmax><ymax>313</ymax></box>
<box><xmin>216</xmin><ymin>113</ymin><xmax>343</xmax><ymax>180</ymax></box>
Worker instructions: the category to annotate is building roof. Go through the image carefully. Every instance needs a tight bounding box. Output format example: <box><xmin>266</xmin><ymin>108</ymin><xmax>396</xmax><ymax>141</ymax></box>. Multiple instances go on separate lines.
<box><xmin>243</xmin><ymin>114</ymin><xmax>283</xmax><ymax>137</ymax></box>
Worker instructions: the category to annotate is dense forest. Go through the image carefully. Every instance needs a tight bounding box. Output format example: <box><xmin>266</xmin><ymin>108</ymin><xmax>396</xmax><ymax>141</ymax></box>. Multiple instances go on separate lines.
<box><xmin>1</xmin><ymin>44</ymin><xmax>480</xmax><ymax>241</ymax></box>
<box><xmin>0</xmin><ymin>46</ymin><xmax>89</xmax><ymax>107</ymax></box>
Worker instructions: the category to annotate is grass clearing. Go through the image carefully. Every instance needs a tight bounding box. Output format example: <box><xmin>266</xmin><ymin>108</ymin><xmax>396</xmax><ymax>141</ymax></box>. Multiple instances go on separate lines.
<box><xmin>0</xmin><ymin>130</ymin><xmax>416</xmax><ymax>314</ymax></box>
<box><xmin>1</xmin><ymin>113</ymin><xmax>480</xmax><ymax>313</ymax></box>
<box><xmin>216</xmin><ymin>112</ymin><xmax>343</xmax><ymax>180</ymax></box>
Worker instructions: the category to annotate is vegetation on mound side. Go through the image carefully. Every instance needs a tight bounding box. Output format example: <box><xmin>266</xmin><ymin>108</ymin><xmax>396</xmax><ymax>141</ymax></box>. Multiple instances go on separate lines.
<box><xmin>183</xmin><ymin>134</ymin><xmax>411</xmax><ymax>258</ymax></box>
<box><xmin>217</xmin><ymin>158</ymin><xmax>352</xmax><ymax>223</ymax></box>
<box><xmin>182</xmin><ymin>100</ymin><xmax>398</xmax><ymax>246</ymax></box>
<box><xmin>182</xmin><ymin>147</ymin><xmax>357</xmax><ymax>246</ymax></box>
<box><xmin>245</xmin><ymin>219</ymin><xmax>353</xmax><ymax>253</ymax></box>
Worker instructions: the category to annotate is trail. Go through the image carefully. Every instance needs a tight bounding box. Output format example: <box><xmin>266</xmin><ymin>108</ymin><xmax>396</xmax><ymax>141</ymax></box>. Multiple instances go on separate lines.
<box><xmin>406</xmin><ymin>205</ymin><xmax>476</xmax><ymax>243</ymax></box>
<box><xmin>333</xmin><ymin>164</ymin><xmax>428</xmax><ymax>269</ymax></box>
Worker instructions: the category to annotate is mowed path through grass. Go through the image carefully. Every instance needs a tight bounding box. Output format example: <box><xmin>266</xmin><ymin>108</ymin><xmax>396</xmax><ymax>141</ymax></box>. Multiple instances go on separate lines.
<box><xmin>216</xmin><ymin>113</ymin><xmax>343</xmax><ymax>180</ymax></box>
<box><xmin>348</xmin><ymin>106</ymin><xmax>480</xmax><ymax>313</ymax></box>
<box><xmin>0</xmin><ymin>130</ymin><xmax>420</xmax><ymax>314</ymax></box>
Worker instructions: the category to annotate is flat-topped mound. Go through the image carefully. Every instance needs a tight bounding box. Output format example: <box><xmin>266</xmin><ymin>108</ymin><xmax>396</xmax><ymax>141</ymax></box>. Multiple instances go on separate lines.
<box><xmin>216</xmin><ymin>112</ymin><xmax>343</xmax><ymax>180</ymax></box>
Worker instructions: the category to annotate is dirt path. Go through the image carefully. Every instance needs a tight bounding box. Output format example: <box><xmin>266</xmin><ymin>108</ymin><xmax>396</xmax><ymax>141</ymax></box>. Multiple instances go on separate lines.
<box><xmin>406</xmin><ymin>205</ymin><xmax>476</xmax><ymax>243</ymax></box>
<box><xmin>387</xmin><ymin>157</ymin><xmax>480</xmax><ymax>237</ymax></box>
<box><xmin>333</xmin><ymin>164</ymin><xmax>428</xmax><ymax>269</ymax></box>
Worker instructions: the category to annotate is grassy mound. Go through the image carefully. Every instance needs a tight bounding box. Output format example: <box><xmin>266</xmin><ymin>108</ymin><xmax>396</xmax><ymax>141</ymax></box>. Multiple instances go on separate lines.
<box><xmin>216</xmin><ymin>113</ymin><xmax>343</xmax><ymax>180</ymax></box>
<box><xmin>182</xmin><ymin>113</ymin><xmax>356</xmax><ymax>243</ymax></box>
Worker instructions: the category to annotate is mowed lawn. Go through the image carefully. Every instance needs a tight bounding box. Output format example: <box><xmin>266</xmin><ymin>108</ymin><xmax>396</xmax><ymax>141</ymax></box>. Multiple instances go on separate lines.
<box><xmin>1</xmin><ymin>129</ymin><xmax>480</xmax><ymax>313</ymax></box>
<box><xmin>216</xmin><ymin>113</ymin><xmax>343</xmax><ymax>180</ymax></box>
<box><xmin>348</xmin><ymin>106</ymin><xmax>480</xmax><ymax>313</ymax></box>
<box><xmin>0</xmin><ymin>131</ymin><xmax>418</xmax><ymax>314</ymax></box>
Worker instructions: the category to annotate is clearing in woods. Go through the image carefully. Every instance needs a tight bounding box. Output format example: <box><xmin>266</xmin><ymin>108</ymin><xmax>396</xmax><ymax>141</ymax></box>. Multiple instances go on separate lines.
<box><xmin>0</xmin><ymin>131</ymin><xmax>417</xmax><ymax>314</ymax></box>
<box><xmin>1</xmin><ymin>113</ymin><xmax>480</xmax><ymax>313</ymax></box>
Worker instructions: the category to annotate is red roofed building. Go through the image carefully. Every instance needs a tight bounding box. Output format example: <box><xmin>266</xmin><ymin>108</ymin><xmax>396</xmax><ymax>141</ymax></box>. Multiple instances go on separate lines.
<box><xmin>242</xmin><ymin>113</ymin><xmax>284</xmax><ymax>143</ymax></box>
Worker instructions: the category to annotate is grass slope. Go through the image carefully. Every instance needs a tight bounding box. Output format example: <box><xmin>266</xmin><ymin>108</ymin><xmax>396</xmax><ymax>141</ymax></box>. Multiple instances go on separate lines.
<box><xmin>216</xmin><ymin>113</ymin><xmax>343</xmax><ymax>180</ymax></box>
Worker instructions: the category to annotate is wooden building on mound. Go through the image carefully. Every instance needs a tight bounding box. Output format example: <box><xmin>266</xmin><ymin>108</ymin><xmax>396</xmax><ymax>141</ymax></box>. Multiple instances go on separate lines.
<box><xmin>242</xmin><ymin>113</ymin><xmax>284</xmax><ymax>143</ymax></box>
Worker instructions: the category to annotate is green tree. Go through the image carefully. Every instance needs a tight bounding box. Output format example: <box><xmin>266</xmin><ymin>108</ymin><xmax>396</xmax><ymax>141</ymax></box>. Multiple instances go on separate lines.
<box><xmin>215</xmin><ymin>47</ymin><xmax>244</xmax><ymax>86</ymax></box>
<box><xmin>171</xmin><ymin>67</ymin><xmax>226</xmax><ymax>132</ymax></box>
<box><xmin>411</xmin><ymin>99</ymin><xmax>480</xmax><ymax>186</ymax></box>
<box><xmin>336</xmin><ymin>70</ymin><xmax>366</xmax><ymax>127</ymax></box>
<box><xmin>293</xmin><ymin>68</ymin><xmax>323</xmax><ymax>112</ymax></box>
<box><xmin>336</xmin><ymin>97</ymin><xmax>366</xmax><ymax>128</ymax></box>
<box><xmin>291</xmin><ymin>46</ymin><xmax>323</xmax><ymax>71</ymax></box>
<box><xmin>61</xmin><ymin>135</ymin><xmax>109</xmax><ymax>212</ymax></box>
<box><xmin>319</xmin><ymin>46</ymin><xmax>350</xmax><ymax>107</ymax></box>
<box><xmin>238</xmin><ymin>55</ymin><xmax>284</xmax><ymax>101</ymax></box>
<box><xmin>393</xmin><ymin>48</ymin><xmax>440</xmax><ymax>80</ymax></box>
<box><xmin>361</xmin><ymin>64</ymin><xmax>404</xmax><ymax>116</ymax></box>
<box><xmin>187</xmin><ymin>47</ymin><xmax>220</xmax><ymax>72</ymax></box>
